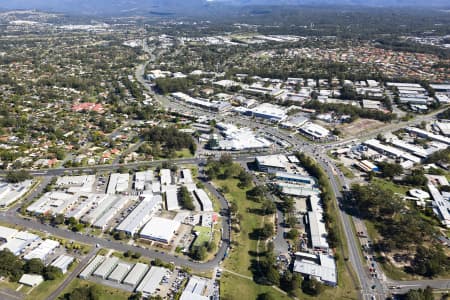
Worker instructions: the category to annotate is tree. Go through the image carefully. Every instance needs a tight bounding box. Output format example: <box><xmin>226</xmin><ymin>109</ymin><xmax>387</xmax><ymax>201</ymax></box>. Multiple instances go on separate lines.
<box><xmin>23</xmin><ymin>258</ymin><xmax>44</xmax><ymax>275</ymax></box>
<box><xmin>286</xmin><ymin>229</ymin><xmax>299</xmax><ymax>240</ymax></box>
<box><xmin>190</xmin><ymin>245</ymin><xmax>207</xmax><ymax>261</ymax></box>
<box><xmin>237</xmin><ymin>170</ymin><xmax>252</xmax><ymax>188</ymax></box>
<box><xmin>178</xmin><ymin>186</ymin><xmax>195</xmax><ymax>210</ymax></box>
<box><xmin>259</xmin><ymin>223</ymin><xmax>274</xmax><ymax>240</ymax></box>
<box><xmin>128</xmin><ymin>292</ymin><xmax>143</xmax><ymax>300</ymax></box>
<box><xmin>0</xmin><ymin>249</ymin><xmax>24</xmax><ymax>281</ymax></box>
<box><xmin>257</xmin><ymin>292</ymin><xmax>276</xmax><ymax>300</ymax></box>
<box><xmin>378</xmin><ymin>162</ymin><xmax>403</xmax><ymax>178</ymax></box>
<box><xmin>114</xmin><ymin>231</ymin><xmax>127</xmax><ymax>240</ymax></box>
<box><xmin>5</xmin><ymin>170</ymin><xmax>32</xmax><ymax>183</ymax></box>
<box><xmin>302</xmin><ymin>277</ymin><xmax>324</xmax><ymax>296</ymax></box>
<box><xmin>261</xmin><ymin>200</ymin><xmax>276</xmax><ymax>215</ymax></box>
<box><xmin>44</xmin><ymin>265</ymin><xmax>63</xmax><ymax>280</ymax></box>
<box><xmin>52</xmin><ymin>214</ymin><xmax>65</xmax><ymax>226</ymax></box>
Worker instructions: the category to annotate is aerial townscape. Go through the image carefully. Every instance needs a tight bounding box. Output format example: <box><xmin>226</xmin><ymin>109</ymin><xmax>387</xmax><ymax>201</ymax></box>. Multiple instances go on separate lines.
<box><xmin>0</xmin><ymin>0</ymin><xmax>449</xmax><ymax>300</ymax></box>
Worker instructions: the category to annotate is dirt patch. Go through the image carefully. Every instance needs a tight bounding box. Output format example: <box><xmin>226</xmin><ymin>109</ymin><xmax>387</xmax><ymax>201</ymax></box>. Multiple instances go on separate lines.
<box><xmin>337</xmin><ymin>118</ymin><xmax>385</xmax><ymax>137</ymax></box>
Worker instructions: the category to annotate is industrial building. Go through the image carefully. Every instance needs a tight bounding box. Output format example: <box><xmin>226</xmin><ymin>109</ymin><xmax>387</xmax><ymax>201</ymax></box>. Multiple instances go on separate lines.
<box><xmin>406</xmin><ymin>127</ymin><xmax>450</xmax><ymax>145</ymax></box>
<box><xmin>293</xmin><ymin>253</ymin><xmax>337</xmax><ymax>286</ymax></box>
<box><xmin>50</xmin><ymin>255</ymin><xmax>74</xmax><ymax>274</ymax></box>
<box><xmin>136</xmin><ymin>266</ymin><xmax>169</xmax><ymax>298</ymax></box>
<box><xmin>180</xmin><ymin>169</ymin><xmax>193</xmax><ymax>184</ymax></box>
<box><xmin>355</xmin><ymin>160</ymin><xmax>379</xmax><ymax>172</ymax></box>
<box><xmin>0</xmin><ymin>229</ymin><xmax>39</xmax><ymax>256</ymax></box>
<box><xmin>165</xmin><ymin>187</ymin><xmax>180</xmax><ymax>211</ymax></box>
<box><xmin>213</xmin><ymin>123</ymin><xmax>272</xmax><ymax>151</ymax></box>
<box><xmin>27</xmin><ymin>191</ymin><xmax>79</xmax><ymax>216</ymax></box>
<box><xmin>140</xmin><ymin>217</ymin><xmax>181</xmax><ymax>244</ymax></box>
<box><xmin>172</xmin><ymin>92</ymin><xmax>231</xmax><ymax>112</ymax></box>
<box><xmin>363</xmin><ymin>139</ymin><xmax>421</xmax><ymax>164</ymax></box>
<box><xmin>107</xmin><ymin>263</ymin><xmax>131</xmax><ymax>283</ymax></box>
<box><xmin>134</xmin><ymin>171</ymin><xmax>154</xmax><ymax>191</ymax></box>
<box><xmin>160</xmin><ymin>169</ymin><xmax>172</xmax><ymax>185</ymax></box>
<box><xmin>0</xmin><ymin>180</ymin><xmax>33</xmax><ymax>207</ymax></box>
<box><xmin>193</xmin><ymin>189</ymin><xmax>213</xmax><ymax>212</ymax></box>
<box><xmin>256</xmin><ymin>154</ymin><xmax>289</xmax><ymax>173</ymax></box>
<box><xmin>428</xmin><ymin>184</ymin><xmax>450</xmax><ymax>228</ymax></box>
<box><xmin>24</xmin><ymin>239</ymin><xmax>60</xmax><ymax>261</ymax></box>
<box><xmin>307</xmin><ymin>211</ymin><xmax>329</xmax><ymax>252</ymax></box>
<box><xmin>275</xmin><ymin>172</ymin><xmax>315</xmax><ymax>185</ymax></box>
<box><xmin>299</xmin><ymin>122</ymin><xmax>331</xmax><ymax>140</ymax></box>
<box><xmin>93</xmin><ymin>256</ymin><xmax>119</xmax><ymax>279</ymax></box>
<box><xmin>79</xmin><ymin>255</ymin><xmax>106</xmax><ymax>279</ymax></box>
<box><xmin>249</xmin><ymin>103</ymin><xmax>287</xmax><ymax>122</ymax></box>
<box><xmin>122</xmin><ymin>263</ymin><xmax>149</xmax><ymax>287</ymax></box>
<box><xmin>19</xmin><ymin>274</ymin><xmax>44</xmax><ymax>287</ymax></box>
<box><xmin>93</xmin><ymin>195</ymin><xmax>131</xmax><ymax>230</ymax></box>
<box><xmin>116</xmin><ymin>194</ymin><xmax>162</xmax><ymax>235</ymax></box>
<box><xmin>180</xmin><ymin>276</ymin><xmax>215</xmax><ymax>300</ymax></box>
<box><xmin>107</xmin><ymin>173</ymin><xmax>130</xmax><ymax>194</ymax></box>
<box><xmin>56</xmin><ymin>175</ymin><xmax>95</xmax><ymax>193</ymax></box>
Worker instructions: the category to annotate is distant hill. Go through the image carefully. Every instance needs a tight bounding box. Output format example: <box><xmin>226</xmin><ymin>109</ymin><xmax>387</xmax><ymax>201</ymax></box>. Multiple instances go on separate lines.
<box><xmin>1</xmin><ymin>0</ymin><xmax>449</xmax><ymax>15</ymax></box>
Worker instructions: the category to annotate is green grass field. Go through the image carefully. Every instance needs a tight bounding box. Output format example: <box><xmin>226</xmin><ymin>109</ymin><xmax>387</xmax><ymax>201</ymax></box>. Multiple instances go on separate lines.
<box><xmin>26</xmin><ymin>261</ymin><xmax>79</xmax><ymax>300</ymax></box>
<box><xmin>57</xmin><ymin>279</ymin><xmax>131</xmax><ymax>300</ymax></box>
<box><xmin>213</xmin><ymin>177</ymin><xmax>260</xmax><ymax>277</ymax></box>
<box><xmin>372</xmin><ymin>178</ymin><xmax>409</xmax><ymax>195</ymax></box>
<box><xmin>193</xmin><ymin>226</ymin><xmax>212</xmax><ymax>247</ymax></box>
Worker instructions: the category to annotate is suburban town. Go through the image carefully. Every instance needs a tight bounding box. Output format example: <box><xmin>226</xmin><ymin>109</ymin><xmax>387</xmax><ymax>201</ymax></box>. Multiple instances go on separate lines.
<box><xmin>0</xmin><ymin>2</ymin><xmax>449</xmax><ymax>300</ymax></box>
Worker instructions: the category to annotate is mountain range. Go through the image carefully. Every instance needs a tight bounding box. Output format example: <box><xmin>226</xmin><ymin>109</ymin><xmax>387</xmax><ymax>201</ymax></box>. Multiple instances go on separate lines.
<box><xmin>1</xmin><ymin>0</ymin><xmax>448</xmax><ymax>15</ymax></box>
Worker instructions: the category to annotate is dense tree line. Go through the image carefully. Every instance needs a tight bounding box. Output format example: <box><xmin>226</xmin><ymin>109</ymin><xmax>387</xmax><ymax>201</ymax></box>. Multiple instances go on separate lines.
<box><xmin>305</xmin><ymin>100</ymin><xmax>396</xmax><ymax>122</ymax></box>
<box><xmin>0</xmin><ymin>250</ymin><xmax>63</xmax><ymax>283</ymax></box>
<box><xmin>5</xmin><ymin>170</ymin><xmax>32</xmax><ymax>183</ymax></box>
<box><xmin>154</xmin><ymin>77</ymin><xmax>196</xmax><ymax>94</ymax></box>
<box><xmin>350</xmin><ymin>183</ymin><xmax>450</xmax><ymax>276</ymax></box>
<box><xmin>141</xmin><ymin>126</ymin><xmax>196</xmax><ymax>155</ymax></box>
<box><xmin>178</xmin><ymin>186</ymin><xmax>195</xmax><ymax>210</ymax></box>
<box><xmin>294</xmin><ymin>152</ymin><xmax>340</xmax><ymax>248</ymax></box>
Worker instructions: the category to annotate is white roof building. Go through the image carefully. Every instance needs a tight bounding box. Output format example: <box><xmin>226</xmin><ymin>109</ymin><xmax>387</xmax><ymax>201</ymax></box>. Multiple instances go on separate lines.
<box><xmin>0</xmin><ymin>180</ymin><xmax>33</xmax><ymax>207</ymax></box>
<box><xmin>136</xmin><ymin>266</ymin><xmax>169</xmax><ymax>297</ymax></box>
<box><xmin>107</xmin><ymin>173</ymin><xmax>130</xmax><ymax>194</ymax></box>
<box><xmin>116</xmin><ymin>194</ymin><xmax>162</xmax><ymax>235</ymax></box>
<box><xmin>299</xmin><ymin>122</ymin><xmax>330</xmax><ymax>140</ymax></box>
<box><xmin>0</xmin><ymin>225</ymin><xmax>18</xmax><ymax>242</ymax></box>
<box><xmin>180</xmin><ymin>276</ymin><xmax>215</xmax><ymax>300</ymax></box>
<box><xmin>364</xmin><ymin>139</ymin><xmax>421</xmax><ymax>164</ymax></box>
<box><xmin>193</xmin><ymin>189</ymin><xmax>213</xmax><ymax>212</ymax></box>
<box><xmin>140</xmin><ymin>217</ymin><xmax>181</xmax><ymax>244</ymax></box>
<box><xmin>406</xmin><ymin>127</ymin><xmax>450</xmax><ymax>145</ymax></box>
<box><xmin>293</xmin><ymin>254</ymin><xmax>337</xmax><ymax>286</ymax></box>
<box><xmin>51</xmin><ymin>255</ymin><xmax>74</xmax><ymax>274</ymax></box>
<box><xmin>428</xmin><ymin>184</ymin><xmax>450</xmax><ymax>228</ymax></box>
<box><xmin>134</xmin><ymin>170</ymin><xmax>154</xmax><ymax>191</ymax></box>
<box><xmin>19</xmin><ymin>274</ymin><xmax>44</xmax><ymax>287</ymax></box>
<box><xmin>27</xmin><ymin>191</ymin><xmax>79</xmax><ymax>215</ymax></box>
<box><xmin>122</xmin><ymin>263</ymin><xmax>149</xmax><ymax>287</ymax></box>
<box><xmin>24</xmin><ymin>239</ymin><xmax>60</xmax><ymax>261</ymax></box>
<box><xmin>256</xmin><ymin>154</ymin><xmax>289</xmax><ymax>173</ymax></box>
<box><xmin>107</xmin><ymin>263</ymin><xmax>131</xmax><ymax>283</ymax></box>
<box><xmin>93</xmin><ymin>256</ymin><xmax>119</xmax><ymax>279</ymax></box>
<box><xmin>180</xmin><ymin>169</ymin><xmax>193</xmax><ymax>184</ymax></box>
<box><xmin>160</xmin><ymin>169</ymin><xmax>172</xmax><ymax>185</ymax></box>
<box><xmin>250</xmin><ymin>103</ymin><xmax>287</xmax><ymax>122</ymax></box>
<box><xmin>308</xmin><ymin>211</ymin><xmax>329</xmax><ymax>252</ymax></box>
<box><xmin>165</xmin><ymin>187</ymin><xmax>180</xmax><ymax>211</ymax></box>
<box><xmin>79</xmin><ymin>255</ymin><xmax>105</xmax><ymax>279</ymax></box>
<box><xmin>56</xmin><ymin>175</ymin><xmax>95</xmax><ymax>193</ymax></box>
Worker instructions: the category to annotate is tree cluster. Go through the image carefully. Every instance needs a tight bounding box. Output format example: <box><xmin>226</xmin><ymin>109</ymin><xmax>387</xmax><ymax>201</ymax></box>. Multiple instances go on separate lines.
<box><xmin>305</xmin><ymin>100</ymin><xmax>396</xmax><ymax>122</ymax></box>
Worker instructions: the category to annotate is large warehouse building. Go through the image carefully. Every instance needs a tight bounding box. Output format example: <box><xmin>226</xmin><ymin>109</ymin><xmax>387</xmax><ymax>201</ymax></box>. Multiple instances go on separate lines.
<box><xmin>140</xmin><ymin>217</ymin><xmax>181</xmax><ymax>244</ymax></box>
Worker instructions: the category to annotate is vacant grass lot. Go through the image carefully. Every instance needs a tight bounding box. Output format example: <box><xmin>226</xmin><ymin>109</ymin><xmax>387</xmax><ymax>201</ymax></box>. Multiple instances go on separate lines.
<box><xmin>57</xmin><ymin>279</ymin><xmax>131</xmax><ymax>300</ymax></box>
